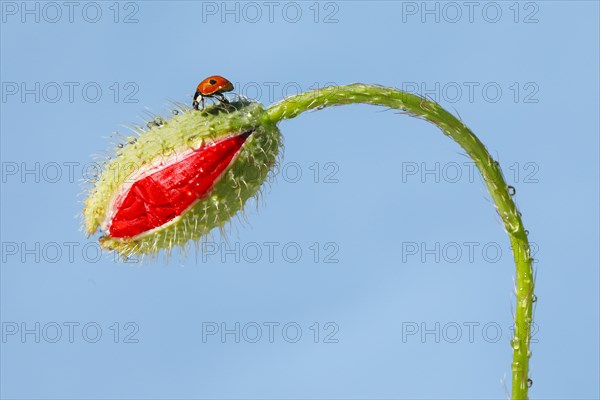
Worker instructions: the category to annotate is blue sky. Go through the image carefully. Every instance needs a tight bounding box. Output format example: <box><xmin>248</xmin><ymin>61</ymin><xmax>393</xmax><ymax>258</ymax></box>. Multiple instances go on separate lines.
<box><xmin>1</xmin><ymin>1</ymin><xmax>599</xmax><ymax>399</ymax></box>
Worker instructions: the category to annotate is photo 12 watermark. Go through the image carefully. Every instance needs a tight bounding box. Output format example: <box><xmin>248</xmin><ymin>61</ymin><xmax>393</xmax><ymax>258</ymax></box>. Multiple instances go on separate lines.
<box><xmin>400</xmin><ymin>81</ymin><xmax>540</xmax><ymax>104</ymax></box>
<box><xmin>201</xmin><ymin>321</ymin><xmax>340</xmax><ymax>343</ymax></box>
<box><xmin>231</xmin><ymin>81</ymin><xmax>339</xmax><ymax>103</ymax></box>
<box><xmin>199</xmin><ymin>2</ymin><xmax>340</xmax><ymax>24</ymax></box>
<box><xmin>1</xmin><ymin>241</ymin><xmax>140</xmax><ymax>264</ymax></box>
<box><xmin>400</xmin><ymin>161</ymin><xmax>540</xmax><ymax>184</ymax></box>
<box><xmin>1</xmin><ymin>81</ymin><xmax>139</xmax><ymax>104</ymax></box>
<box><xmin>401</xmin><ymin>321</ymin><xmax>539</xmax><ymax>344</ymax></box>
<box><xmin>400</xmin><ymin>2</ymin><xmax>540</xmax><ymax>24</ymax></box>
<box><xmin>400</xmin><ymin>241</ymin><xmax>539</xmax><ymax>264</ymax></box>
<box><xmin>197</xmin><ymin>241</ymin><xmax>340</xmax><ymax>264</ymax></box>
<box><xmin>1</xmin><ymin>321</ymin><xmax>140</xmax><ymax>343</ymax></box>
<box><xmin>1</xmin><ymin>1</ymin><xmax>140</xmax><ymax>24</ymax></box>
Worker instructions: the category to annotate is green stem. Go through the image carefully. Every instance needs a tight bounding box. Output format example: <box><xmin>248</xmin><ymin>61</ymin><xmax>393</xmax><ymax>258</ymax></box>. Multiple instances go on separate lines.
<box><xmin>264</xmin><ymin>84</ymin><xmax>535</xmax><ymax>399</ymax></box>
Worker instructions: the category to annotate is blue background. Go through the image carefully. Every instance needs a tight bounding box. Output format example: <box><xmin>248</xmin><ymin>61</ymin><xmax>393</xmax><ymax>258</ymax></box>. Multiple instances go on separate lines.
<box><xmin>1</xmin><ymin>1</ymin><xmax>599</xmax><ymax>399</ymax></box>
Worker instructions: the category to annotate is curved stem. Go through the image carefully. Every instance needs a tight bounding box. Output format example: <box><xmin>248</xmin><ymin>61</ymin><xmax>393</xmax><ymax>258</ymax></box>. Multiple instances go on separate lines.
<box><xmin>265</xmin><ymin>84</ymin><xmax>535</xmax><ymax>399</ymax></box>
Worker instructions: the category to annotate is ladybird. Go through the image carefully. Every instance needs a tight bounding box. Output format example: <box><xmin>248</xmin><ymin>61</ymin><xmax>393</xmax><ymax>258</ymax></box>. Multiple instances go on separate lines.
<box><xmin>192</xmin><ymin>75</ymin><xmax>234</xmax><ymax>110</ymax></box>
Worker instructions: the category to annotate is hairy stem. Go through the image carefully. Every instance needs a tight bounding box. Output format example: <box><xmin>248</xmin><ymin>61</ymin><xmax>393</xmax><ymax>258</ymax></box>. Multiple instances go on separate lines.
<box><xmin>265</xmin><ymin>84</ymin><xmax>535</xmax><ymax>399</ymax></box>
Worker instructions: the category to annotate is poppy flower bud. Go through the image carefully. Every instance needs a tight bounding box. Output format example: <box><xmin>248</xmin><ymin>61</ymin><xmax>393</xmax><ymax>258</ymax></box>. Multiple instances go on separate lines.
<box><xmin>83</xmin><ymin>100</ymin><xmax>281</xmax><ymax>257</ymax></box>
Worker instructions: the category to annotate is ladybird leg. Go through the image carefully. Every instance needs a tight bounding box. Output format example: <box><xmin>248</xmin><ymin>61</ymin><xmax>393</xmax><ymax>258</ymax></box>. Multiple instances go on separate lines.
<box><xmin>215</xmin><ymin>93</ymin><xmax>230</xmax><ymax>104</ymax></box>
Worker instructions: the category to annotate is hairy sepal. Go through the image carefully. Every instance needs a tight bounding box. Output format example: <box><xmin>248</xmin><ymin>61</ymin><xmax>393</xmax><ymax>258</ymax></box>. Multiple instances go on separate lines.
<box><xmin>83</xmin><ymin>100</ymin><xmax>281</xmax><ymax>257</ymax></box>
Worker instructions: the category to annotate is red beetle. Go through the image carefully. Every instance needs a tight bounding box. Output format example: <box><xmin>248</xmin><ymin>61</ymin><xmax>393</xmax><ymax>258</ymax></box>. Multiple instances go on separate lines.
<box><xmin>192</xmin><ymin>75</ymin><xmax>234</xmax><ymax>110</ymax></box>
